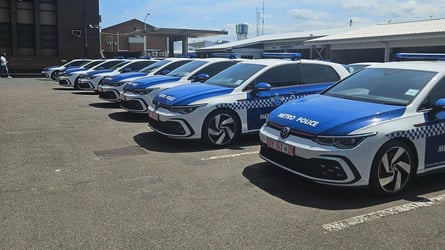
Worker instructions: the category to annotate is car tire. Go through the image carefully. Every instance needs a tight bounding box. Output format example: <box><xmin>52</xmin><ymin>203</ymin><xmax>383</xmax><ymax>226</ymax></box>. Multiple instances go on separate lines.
<box><xmin>73</xmin><ymin>77</ymin><xmax>80</xmax><ymax>90</ymax></box>
<box><xmin>202</xmin><ymin>109</ymin><xmax>240</xmax><ymax>147</ymax></box>
<box><xmin>370</xmin><ymin>140</ymin><xmax>416</xmax><ymax>196</ymax></box>
<box><xmin>50</xmin><ymin>70</ymin><xmax>59</xmax><ymax>80</ymax></box>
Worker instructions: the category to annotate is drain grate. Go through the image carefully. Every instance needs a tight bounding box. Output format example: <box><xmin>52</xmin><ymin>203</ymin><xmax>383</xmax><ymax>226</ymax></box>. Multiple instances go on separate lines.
<box><xmin>94</xmin><ymin>146</ymin><xmax>148</xmax><ymax>159</ymax></box>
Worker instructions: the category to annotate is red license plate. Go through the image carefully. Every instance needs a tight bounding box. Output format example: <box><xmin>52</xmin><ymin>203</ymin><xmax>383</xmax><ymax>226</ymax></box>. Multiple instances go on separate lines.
<box><xmin>266</xmin><ymin>137</ymin><xmax>294</xmax><ymax>156</ymax></box>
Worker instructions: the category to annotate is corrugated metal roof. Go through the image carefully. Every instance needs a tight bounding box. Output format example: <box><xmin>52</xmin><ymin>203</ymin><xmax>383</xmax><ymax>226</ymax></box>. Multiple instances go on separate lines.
<box><xmin>196</xmin><ymin>27</ymin><xmax>354</xmax><ymax>51</ymax></box>
<box><xmin>305</xmin><ymin>18</ymin><xmax>445</xmax><ymax>44</ymax></box>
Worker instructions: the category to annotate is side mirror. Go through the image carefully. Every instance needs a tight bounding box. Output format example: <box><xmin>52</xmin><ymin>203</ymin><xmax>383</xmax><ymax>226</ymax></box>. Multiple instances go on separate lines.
<box><xmin>433</xmin><ymin>98</ymin><xmax>445</xmax><ymax>110</ymax></box>
<box><xmin>97</xmin><ymin>66</ymin><xmax>105</xmax><ymax>70</ymax></box>
<box><xmin>194</xmin><ymin>73</ymin><xmax>210</xmax><ymax>82</ymax></box>
<box><xmin>254</xmin><ymin>82</ymin><xmax>272</xmax><ymax>92</ymax></box>
<box><xmin>123</xmin><ymin>67</ymin><xmax>132</xmax><ymax>72</ymax></box>
<box><xmin>160</xmin><ymin>69</ymin><xmax>170</xmax><ymax>75</ymax></box>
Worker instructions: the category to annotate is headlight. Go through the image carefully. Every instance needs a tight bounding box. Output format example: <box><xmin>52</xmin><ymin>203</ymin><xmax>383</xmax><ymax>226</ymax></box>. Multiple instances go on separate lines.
<box><xmin>313</xmin><ymin>132</ymin><xmax>377</xmax><ymax>149</ymax></box>
<box><xmin>168</xmin><ymin>104</ymin><xmax>206</xmax><ymax>114</ymax></box>
<box><xmin>140</xmin><ymin>87</ymin><xmax>159</xmax><ymax>95</ymax></box>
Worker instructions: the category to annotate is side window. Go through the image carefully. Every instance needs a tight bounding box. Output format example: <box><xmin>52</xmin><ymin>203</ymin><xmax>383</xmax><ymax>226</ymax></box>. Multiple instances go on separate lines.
<box><xmin>163</xmin><ymin>60</ymin><xmax>192</xmax><ymax>72</ymax></box>
<box><xmin>301</xmin><ymin>64</ymin><xmax>329</xmax><ymax>84</ymax></box>
<box><xmin>419</xmin><ymin>77</ymin><xmax>445</xmax><ymax>110</ymax></box>
<box><xmin>326</xmin><ymin>66</ymin><xmax>341</xmax><ymax>82</ymax></box>
<box><xmin>254</xmin><ymin>64</ymin><xmax>300</xmax><ymax>88</ymax></box>
<box><xmin>194</xmin><ymin>61</ymin><xmax>237</xmax><ymax>78</ymax></box>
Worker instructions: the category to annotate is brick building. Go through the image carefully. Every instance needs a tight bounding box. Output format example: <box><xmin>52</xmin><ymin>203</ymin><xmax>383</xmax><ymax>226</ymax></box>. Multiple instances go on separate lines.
<box><xmin>0</xmin><ymin>0</ymin><xmax>100</xmax><ymax>73</ymax></box>
<box><xmin>101</xmin><ymin>19</ymin><xmax>228</xmax><ymax>58</ymax></box>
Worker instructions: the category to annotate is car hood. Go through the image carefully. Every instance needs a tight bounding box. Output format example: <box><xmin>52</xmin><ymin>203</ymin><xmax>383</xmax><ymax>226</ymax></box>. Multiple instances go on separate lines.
<box><xmin>87</xmin><ymin>69</ymin><xmax>112</xmax><ymax>76</ymax></box>
<box><xmin>125</xmin><ymin>75</ymin><xmax>181</xmax><ymax>89</ymax></box>
<box><xmin>64</xmin><ymin>68</ymin><xmax>87</xmax><ymax>74</ymax></box>
<box><xmin>154</xmin><ymin>83</ymin><xmax>232</xmax><ymax>106</ymax></box>
<box><xmin>104</xmin><ymin>72</ymin><xmax>147</xmax><ymax>82</ymax></box>
<box><xmin>267</xmin><ymin>94</ymin><xmax>406</xmax><ymax>135</ymax></box>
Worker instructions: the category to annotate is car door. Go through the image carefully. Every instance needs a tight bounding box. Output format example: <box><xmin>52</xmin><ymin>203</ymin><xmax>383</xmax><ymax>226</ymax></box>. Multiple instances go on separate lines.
<box><xmin>421</xmin><ymin>77</ymin><xmax>445</xmax><ymax>169</ymax></box>
<box><xmin>244</xmin><ymin>63</ymin><xmax>302</xmax><ymax>130</ymax></box>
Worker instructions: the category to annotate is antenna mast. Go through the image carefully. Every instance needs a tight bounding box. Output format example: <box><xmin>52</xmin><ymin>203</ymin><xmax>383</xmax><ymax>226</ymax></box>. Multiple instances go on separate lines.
<box><xmin>256</xmin><ymin>1</ymin><xmax>265</xmax><ymax>36</ymax></box>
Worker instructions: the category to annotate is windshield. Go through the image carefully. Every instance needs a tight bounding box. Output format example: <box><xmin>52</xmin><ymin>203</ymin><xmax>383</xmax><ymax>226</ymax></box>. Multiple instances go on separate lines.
<box><xmin>141</xmin><ymin>59</ymin><xmax>171</xmax><ymax>73</ymax></box>
<box><xmin>325</xmin><ymin>68</ymin><xmax>437</xmax><ymax>105</ymax></box>
<box><xmin>205</xmin><ymin>63</ymin><xmax>266</xmax><ymax>88</ymax></box>
<box><xmin>111</xmin><ymin>61</ymin><xmax>129</xmax><ymax>70</ymax></box>
<box><xmin>82</xmin><ymin>60</ymin><xmax>104</xmax><ymax>69</ymax></box>
<box><xmin>166</xmin><ymin>60</ymin><xmax>207</xmax><ymax>77</ymax></box>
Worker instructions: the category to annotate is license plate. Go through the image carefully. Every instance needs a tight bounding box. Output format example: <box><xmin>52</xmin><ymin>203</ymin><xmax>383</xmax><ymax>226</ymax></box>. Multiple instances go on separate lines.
<box><xmin>97</xmin><ymin>87</ymin><xmax>103</xmax><ymax>92</ymax></box>
<box><xmin>148</xmin><ymin>110</ymin><xmax>159</xmax><ymax>121</ymax></box>
<box><xmin>120</xmin><ymin>94</ymin><xmax>126</xmax><ymax>101</ymax></box>
<box><xmin>266</xmin><ymin>137</ymin><xmax>294</xmax><ymax>156</ymax></box>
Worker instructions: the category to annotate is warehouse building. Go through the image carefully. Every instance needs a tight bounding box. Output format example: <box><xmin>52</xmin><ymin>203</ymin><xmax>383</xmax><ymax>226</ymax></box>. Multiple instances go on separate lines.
<box><xmin>197</xmin><ymin>18</ymin><xmax>445</xmax><ymax>64</ymax></box>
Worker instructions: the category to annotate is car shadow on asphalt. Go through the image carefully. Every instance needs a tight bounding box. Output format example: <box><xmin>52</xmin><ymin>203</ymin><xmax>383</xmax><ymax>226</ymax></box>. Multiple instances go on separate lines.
<box><xmin>133</xmin><ymin>131</ymin><xmax>261</xmax><ymax>153</ymax></box>
<box><xmin>108</xmin><ymin>111</ymin><xmax>149</xmax><ymax>123</ymax></box>
<box><xmin>72</xmin><ymin>91</ymin><xmax>98</xmax><ymax>95</ymax></box>
<box><xmin>242</xmin><ymin>162</ymin><xmax>445</xmax><ymax>210</ymax></box>
<box><xmin>89</xmin><ymin>102</ymin><xmax>121</xmax><ymax>109</ymax></box>
<box><xmin>52</xmin><ymin>87</ymin><xmax>75</xmax><ymax>91</ymax></box>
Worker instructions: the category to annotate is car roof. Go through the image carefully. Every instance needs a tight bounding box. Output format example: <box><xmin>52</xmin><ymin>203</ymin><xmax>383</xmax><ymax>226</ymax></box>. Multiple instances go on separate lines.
<box><xmin>366</xmin><ymin>61</ymin><xmax>445</xmax><ymax>72</ymax></box>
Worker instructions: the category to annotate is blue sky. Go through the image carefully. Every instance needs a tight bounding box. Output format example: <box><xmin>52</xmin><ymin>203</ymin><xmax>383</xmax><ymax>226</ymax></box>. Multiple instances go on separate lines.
<box><xmin>99</xmin><ymin>0</ymin><xmax>445</xmax><ymax>41</ymax></box>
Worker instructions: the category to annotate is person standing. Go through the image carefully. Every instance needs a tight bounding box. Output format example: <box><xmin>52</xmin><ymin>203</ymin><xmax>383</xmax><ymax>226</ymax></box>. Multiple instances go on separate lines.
<box><xmin>1</xmin><ymin>52</ymin><xmax>12</xmax><ymax>78</ymax></box>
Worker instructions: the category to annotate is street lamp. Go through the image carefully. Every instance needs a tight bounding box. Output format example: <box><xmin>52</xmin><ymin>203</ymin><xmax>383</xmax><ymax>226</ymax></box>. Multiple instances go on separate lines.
<box><xmin>143</xmin><ymin>12</ymin><xmax>150</xmax><ymax>56</ymax></box>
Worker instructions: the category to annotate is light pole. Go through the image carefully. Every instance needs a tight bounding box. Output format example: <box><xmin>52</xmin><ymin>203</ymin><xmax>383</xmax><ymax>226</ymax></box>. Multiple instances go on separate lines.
<box><xmin>143</xmin><ymin>12</ymin><xmax>150</xmax><ymax>56</ymax></box>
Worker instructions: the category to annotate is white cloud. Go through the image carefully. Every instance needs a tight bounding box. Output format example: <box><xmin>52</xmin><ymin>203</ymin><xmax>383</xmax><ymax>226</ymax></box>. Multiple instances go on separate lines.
<box><xmin>289</xmin><ymin>8</ymin><xmax>329</xmax><ymax>21</ymax></box>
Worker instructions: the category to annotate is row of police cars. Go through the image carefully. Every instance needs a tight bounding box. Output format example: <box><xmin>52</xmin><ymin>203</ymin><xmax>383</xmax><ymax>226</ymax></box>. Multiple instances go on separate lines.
<box><xmin>42</xmin><ymin>53</ymin><xmax>445</xmax><ymax>196</ymax></box>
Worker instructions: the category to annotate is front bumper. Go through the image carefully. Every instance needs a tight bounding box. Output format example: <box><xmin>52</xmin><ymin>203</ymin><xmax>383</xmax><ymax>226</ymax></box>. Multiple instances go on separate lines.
<box><xmin>120</xmin><ymin>93</ymin><xmax>148</xmax><ymax>113</ymax></box>
<box><xmin>78</xmin><ymin>79</ymin><xmax>95</xmax><ymax>90</ymax></box>
<box><xmin>58</xmin><ymin>76</ymin><xmax>72</xmax><ymax>86</ymax></box>
<box><xmin>258</xmin><ymin>124</ymin><xmax>382</xmax><ymax>187</ymax></box>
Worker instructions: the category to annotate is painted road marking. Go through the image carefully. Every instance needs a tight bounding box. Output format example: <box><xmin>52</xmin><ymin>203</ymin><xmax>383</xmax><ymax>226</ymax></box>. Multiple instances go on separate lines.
<box><xmin>323</xmin><ymin>193</ymin><xmax>445</xmax><ymax>232</ymax></box>
<box><xmin>200</xmin><ymin>151</ymin><xmax>259</xmax><ymax>161</ymax></box>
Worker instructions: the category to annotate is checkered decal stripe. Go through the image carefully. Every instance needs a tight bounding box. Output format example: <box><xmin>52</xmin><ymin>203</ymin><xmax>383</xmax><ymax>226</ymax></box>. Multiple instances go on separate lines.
<box><xmin>216</xmin><ymin>95</ymin><xmax>305</xmax><ymax>110</ymax></box>
<box><xmin>388</xmin><ymin>122</ymin><xmax>445</xmax><ymax>140</ymax></box>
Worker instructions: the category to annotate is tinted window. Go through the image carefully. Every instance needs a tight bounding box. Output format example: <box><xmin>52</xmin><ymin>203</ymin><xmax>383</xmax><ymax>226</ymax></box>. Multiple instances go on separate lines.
<box><xmin>191</xmin><ymin>61</ymin><xmax>239</xmax><ymax>80</ymax></box>
<box><xmin>326</xmin><ymin>66</ymin><xmax>341</xmax><ymax>82</ymax></box>
<box><xmin>301</xmin><ymin>64</ymin><xmax>329</xmax><ymax>84</ymax></box>
<box><xmin>254</xmin><ymin>64</ymin><xmax>300</xmax><ymax>88</ymax></box>
<box><xmin>420</xmin><ymin>77</ymin><xmax>445</xmax><ymax>109</ymax></box>
<box><xmin>159</xmin><ymin>60</ymin><xmax>193</xmax><ymax>73</ymax></box>
<box><xmin>206</xmin><ymin>63</ymin><xmax>266</xmax><ymax>88</ymax></box>
<box><xmin>119</xmin><ymin>61</ymin><xmax>155</xmax><ymax>72</ymax></box>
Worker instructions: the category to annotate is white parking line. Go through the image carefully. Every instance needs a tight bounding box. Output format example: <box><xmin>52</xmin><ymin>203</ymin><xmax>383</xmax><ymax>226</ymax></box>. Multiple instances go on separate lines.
<box><xmin>200</xmin><ymin>151</ymin><xmax>259</xmax><ymax>161</ymax></box>
<box><xmin>322</xmin><ymin>193</ymin><xmax>445</xmax><ymax>232</ymax></box>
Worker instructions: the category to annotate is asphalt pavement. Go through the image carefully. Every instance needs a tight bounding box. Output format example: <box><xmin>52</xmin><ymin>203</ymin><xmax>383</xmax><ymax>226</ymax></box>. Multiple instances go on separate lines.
<box><xmin>0</xmin><ymin>77</ymin><xmax>444</xmax><ymax>249</ymax></box>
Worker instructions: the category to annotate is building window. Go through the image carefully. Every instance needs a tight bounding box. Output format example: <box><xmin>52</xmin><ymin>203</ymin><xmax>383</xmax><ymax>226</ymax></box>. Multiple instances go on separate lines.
<box><xmin>17</xmin><ymin>0</ymin><xmax>35</xmax><ymax>55</ymax></box>
<box><xmin>40</xmin><ymin>0</ymin><xmax>57</xmax><ymax>55</ymax></box>
<box><xmin>0</xmin><ymin>0</ymin><xmax>11</xmax><ymax>50</ymax></box>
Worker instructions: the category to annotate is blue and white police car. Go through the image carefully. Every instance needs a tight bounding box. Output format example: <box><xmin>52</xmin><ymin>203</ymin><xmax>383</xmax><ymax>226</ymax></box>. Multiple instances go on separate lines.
<box><xmin>58</xmin><ymin>59</ymin><xmax>126</xmax><ymax>88</ymax></box>
<box><xmin>98</xmin><ymin>58</ymin><xmax>194</xmax><ymax>102</ymax></box>
<box><xmin>147</xmin><ymin>54</ymin><xmax>350</xmax><ymax>146</ymax></box>
<box><xmin>42</xmin><ymin>58</ymin><xmax>91</xmax><ymax>80</ymax></box>
<box><xmin>120</xmin><ymin>57</ymin><xmax>243</xmax><ymax>113</ymax></box>
<box><xmin>76</xmin><ymin>59</ymin><xmax>156</xmax><ymax>91</ymax></box>
<box><xmin>259</xmin><ymin>60</ymin><xmax>445</xmax><ymax>196</ymax></box>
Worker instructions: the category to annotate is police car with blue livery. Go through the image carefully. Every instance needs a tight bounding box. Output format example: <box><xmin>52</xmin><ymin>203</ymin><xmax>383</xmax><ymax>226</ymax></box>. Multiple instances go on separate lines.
<box><xmin>120</xmin><ymin>57</ymin><xmax>243</xmax><ymax>113</ymax></box>
<box><xmin>42</xmin><ymin>58</ymin><xmax>91</xmax><ymax>80</ymax></box>
<box><xmin>259</xmin><ymin>56</ymin><xmax>445</xmax><ymax>196</ymax></box>
<box><xmin>58</xmin><ymin>59</ymin><xmax>126</xmax><ymax>89</ymax></box>
<box><xmin>98</xmin><ymin>58</ymin><xmax>194</xmax><ymax>102</ymax></box>
<box><xmin>76</xmin><ymin>59</ymin><xmax>156</xmax><ymax>91</ymax></box>
<box><xmin>147</xmin><ymin>53</ymin><xmax>350</xmax><ymax>146</ymax></box>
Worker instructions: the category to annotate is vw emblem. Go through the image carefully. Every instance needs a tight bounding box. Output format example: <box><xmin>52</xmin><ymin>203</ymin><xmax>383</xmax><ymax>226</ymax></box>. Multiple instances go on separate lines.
<box><xmin>280</xmin><ymin>127</ymin><xmax>291</xmax><ymax>138</ymax></box>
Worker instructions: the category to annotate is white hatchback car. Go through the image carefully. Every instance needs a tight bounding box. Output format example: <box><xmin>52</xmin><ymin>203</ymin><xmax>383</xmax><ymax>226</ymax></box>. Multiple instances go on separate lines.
<box><xmin>259</xmin><ymin>61</ymin><xmax>445</xmax><ymax>196</ymax></box>
<box><xmin>148</xmin><ymin>57</ymin><xmax>350</xmax><ymax>146</ymax></box>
